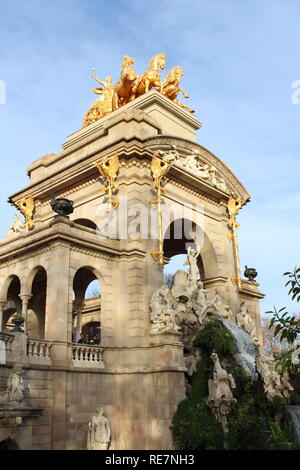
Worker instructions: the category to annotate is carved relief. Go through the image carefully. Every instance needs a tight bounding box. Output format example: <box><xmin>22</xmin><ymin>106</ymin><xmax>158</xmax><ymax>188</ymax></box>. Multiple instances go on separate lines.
<box><xmin>177</xmin><ymin>151</ymin><xmax>229</xmax><ymax>193</ymax></box>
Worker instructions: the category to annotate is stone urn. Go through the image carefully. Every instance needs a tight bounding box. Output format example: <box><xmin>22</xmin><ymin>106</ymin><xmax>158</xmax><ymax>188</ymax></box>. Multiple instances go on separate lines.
<box><xmin>11</xmin><ymin>316</ymin><xmax>24</xmax><ymax>333</ymax></box>
<box><xmin>50</xmin><ymin>196</ymin><xmax>74</xmax><ymax>218</ymax></box>
<box><xmin>244</xmin><ymin>266</ymin><xmax>258</xmax><ymax>282</ymax></box>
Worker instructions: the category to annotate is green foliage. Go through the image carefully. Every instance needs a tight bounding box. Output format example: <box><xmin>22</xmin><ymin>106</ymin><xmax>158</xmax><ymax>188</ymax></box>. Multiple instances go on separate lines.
<box><xmin>273</xmin><ymin>349</ymin><xmax>300</xmax><ymax>375</ymax></box>
<box><xmin>172</xmin><ymin>320</ymin><xmax>299</xmax><ymax>451</ymax></box>
<box><xmin>171</xmin><ymin>400</ymin><xmax>224</xmax><ymax>450</ymax></box>
<box><xmin>267</xmin><ymin>267</ymin><xmax>300</xmax><ymax>345</ymax></box>
<box><xmin>227</xmin><ymin>379</ymin><xmax>285</xmax><ymax>450</ymax></box>
<box><xmin>268</xmin><ymin>306</ymin><xmax>300</xmax><ymax>345</ymax></box>
<box><xmin>284</xmin><ymin>267</ymin><xmax>300</xmax><ymax>303</ymax></box>
<box><xmin>227</xmin><ymin>407</ymin><xmax>268</xmax><ymax>450</ymax></box>
<box><xmin>193</xmin><ymin>320</ymin><xmax>236</xmax><ymax>358</ymax></box>
<box><xmin>268</xmin><ymin>421</ymin><xmax>300</xmax><ymax>450</ymax></box>
<box><xmin>267</xmin><ymin>267</ymin><xmax>300</xmax><ymax>374</ymax></box>
<box><xmin>290</xmin><ymin>391</ymin><xmax>300</xmax><ymax>405</ymax></box>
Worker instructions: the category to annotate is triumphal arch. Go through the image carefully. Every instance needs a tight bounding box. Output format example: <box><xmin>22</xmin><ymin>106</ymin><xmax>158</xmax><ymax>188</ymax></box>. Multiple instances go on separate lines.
<box><xmin>0</xmin><ymin>53</ymin><xmax>264</xmax><ymax>450</ymax></box>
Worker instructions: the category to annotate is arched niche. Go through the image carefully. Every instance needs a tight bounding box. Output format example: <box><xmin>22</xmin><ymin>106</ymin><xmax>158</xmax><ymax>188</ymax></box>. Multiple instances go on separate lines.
<box><xmin>27</xmin><ymin>267</ymin><xmax>47</xmax><ymax>339</ymax></box>
<box><xmin>72</xmin><ymin>267</ymin><xmax>101</xmax><ymax>344</ymax></box>
<box><xmin>2</xmin><ymin>276</ymin><xmax>21</xmax><ymax>331</ymax></box>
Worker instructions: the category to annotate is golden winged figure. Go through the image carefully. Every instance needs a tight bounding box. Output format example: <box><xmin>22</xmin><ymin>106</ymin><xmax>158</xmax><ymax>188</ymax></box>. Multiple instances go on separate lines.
<box><xmin>227</xmin><ymin>197</ymin><xmax>242</xmax><ymax>226</ymax></box>
<box><xmin>150</xmin><ymin>153</ymin><xmax>171</xmax><ymax>192</ymax></box>
<box><xmin>15</xmin><ymin>196</ymin><xmax>35</xmax><ymax>229</ymax></box>
<box><xmin>95</xmin><ymin>153</ymin><xmax>120</xmax><ymax>185</ymax></box>
<box><xmin>94</xmin><ymin>153</ymin><xmax>120</xmax><ymax>208</ymax></box>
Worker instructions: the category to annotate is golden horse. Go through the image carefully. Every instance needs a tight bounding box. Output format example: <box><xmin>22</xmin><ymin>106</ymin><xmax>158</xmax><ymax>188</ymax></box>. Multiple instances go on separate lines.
<box><xmin>112</xmin><ymin>55</ymin><xmax>137</xmax><ymax>110</ymax></box>
<box><xmin>130</xmin><ymin>53</ymin><xmax>166</xmax><ymax>100</ymax></box>
<box><xmin>160</xmin><ymin>66</ymin><xmax>194</xmax><ymax>113</ymax></box>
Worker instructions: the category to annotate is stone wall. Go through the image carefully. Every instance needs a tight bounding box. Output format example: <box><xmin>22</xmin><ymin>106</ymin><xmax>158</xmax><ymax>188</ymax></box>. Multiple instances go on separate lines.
<box><xmin>0</xmin><ymin>364</ymin><xmax>185</xmax><ymax>450</ymax></box>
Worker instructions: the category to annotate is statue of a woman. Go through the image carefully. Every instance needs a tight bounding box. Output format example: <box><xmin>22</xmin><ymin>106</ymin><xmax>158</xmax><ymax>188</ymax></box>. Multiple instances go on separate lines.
<box><xmin>7</xmin><ymin>364</ymin><xmax>25</xmax><ymax>404</ymax></box>
<box><xmin>87</xmin><ymin>406</ymin><xmax>111</xmax><ymax>450</ymax></box>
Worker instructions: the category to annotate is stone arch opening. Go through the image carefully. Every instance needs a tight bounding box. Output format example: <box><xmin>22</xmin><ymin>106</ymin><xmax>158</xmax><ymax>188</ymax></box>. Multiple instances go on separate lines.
<box><xmin>163</xmin><ymin>218</ymin><xmax>205</xmax><ymax>279</ymax></box>
<box><xmin>2</xmin><ymin>276</ymin><xmax>21</xmax><ymax>331</ymax></box>
<box><xmin>27</xmin><ymin>267</ymin><xmax>47</xmax><ymax>339</ymax></box>
<box><xmin>73</xmin><ymin>218</ymin><xmax>97</xmax><ymax>231</ymax></box>
<box><xmin>72</xmin><ymin>267</ymin><xmax>101</xmax><ymax>344</ymax></box>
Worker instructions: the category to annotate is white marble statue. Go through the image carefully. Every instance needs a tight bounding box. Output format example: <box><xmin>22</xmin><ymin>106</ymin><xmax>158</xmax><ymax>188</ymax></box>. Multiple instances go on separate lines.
<box><xmin>9</xmin><ymin>214</ymin><xmax>27</xmax><ymax>234</ymax></box>
<box><xmin>206</xmin><ymin>352</ymin><xmax>237</xmax><ymax>433</ymax></box>
<box><xmin>184</xmin><ymin>350</ymin><xmax>200</xmax><ymax>377</ymax></box>
<box><xmin>210</xmin><ymin>288</ymin><xmax>233</xmax><ymax>320</ymax></box>
<box><xmin>7</xmin><ymin>364</ymin><xmax>25</xmax><ymax>404</ymax></box>
<box><xmin>257</xmin><ymin>356</ymin><xmax>294</xmax><ymax>401</ymax></box>
<box><xmin>171</xmin><ymin>269</ymin><xmax>190</xmax><ymax>300</ymax></box>
<box><xmin>184</xmin><ymin>246</ymin><xmax>201</xmax><ymax>296</ymax></box>
<box><xmin>150</xmin><ymin>285</ymin><xmax>180</xmax><ymax>335</ymax></box>
<box><xmin>87</xmin><ymin>406</ymin><xmax>111</xmax><ymax>450</ymax></box>
<box><xmin>191</xmin><ymin>280</ymin><xmax>210</xmax><ymax>324</ymax></box>
<box><xmin>236</xmin><ymin>302</ymin><xmax>259</xmax><ymax>344</ymax></box>
<box><xmin>292</xmin><ymin>347</ymin><xmax>300</xmax><ymax>365</ymax></box>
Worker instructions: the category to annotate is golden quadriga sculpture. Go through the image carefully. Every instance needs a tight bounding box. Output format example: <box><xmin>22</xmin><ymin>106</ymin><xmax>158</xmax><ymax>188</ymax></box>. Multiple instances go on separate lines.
<box><xmin>83</xmin><ymin>53</ymin><xmax>194</xmax><ymax>127</ymax></box>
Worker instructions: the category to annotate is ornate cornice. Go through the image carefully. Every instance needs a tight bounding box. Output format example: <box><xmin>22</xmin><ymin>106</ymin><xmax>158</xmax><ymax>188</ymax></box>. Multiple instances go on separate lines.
<box><xmin>0</xmin><ymin>246</ymin><xmax>52</xmax><ymax>269</ymax></box>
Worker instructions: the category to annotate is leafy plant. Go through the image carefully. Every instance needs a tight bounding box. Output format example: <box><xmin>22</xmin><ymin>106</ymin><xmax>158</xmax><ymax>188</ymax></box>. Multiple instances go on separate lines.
<box><xmin>267</xmin><ymin>267</ymin><xmax>300</xmax><ymax>374</ymax></box>
<box><xmin>11</xmin><ymin>313</ymin><xmax>25</xmax><ymax>321</ymax></box>
<box><xmin>267</xmin><ymin>421</ymin><xmax>300</xmax><ymax>450</ymax></box>
<box><xmin>193</xmin><ymin>320</ymin><xmax>236</xmax><ymax>358</ymax></box>
<box><xmin>172</xmin><ymin>320</ymin><xmax>299</xmax><ymax>450</ymax></box>
<box><xmin>268</xmin><ymin>307</ymin><xmax>300</xmax><ymax>345</ymax></box>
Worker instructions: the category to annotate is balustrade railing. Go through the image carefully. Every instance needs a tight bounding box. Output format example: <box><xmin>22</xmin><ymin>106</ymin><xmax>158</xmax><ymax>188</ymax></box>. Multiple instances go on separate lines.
<box><xmin>1</xmin><ymin>334</ymin><xmax>105</xmax><ymax>369</ymax></box>
<box><xmin>27</xmin><ymin>338</ymin><xmax>52</xmax><ymax>362</ymax></box>
<box><xmin>72</xmin><ymin>344</ymin><xmax>105</xmax><ymax>367</ymax></box>
<box><xmin>0</xmin><ymin>332</ymin><xmax>14</xmax><ymax>363</ymax></box>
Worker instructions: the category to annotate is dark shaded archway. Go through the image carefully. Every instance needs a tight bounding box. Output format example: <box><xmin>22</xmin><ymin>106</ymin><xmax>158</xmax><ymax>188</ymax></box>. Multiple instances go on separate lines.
<box><xmin>0</xmin><ymin>438</ymin><xmax>20</xmax><ymax>450</ymax></box>
<box><xmin>27</xmin><ymin>267</ymin><xmax>47</xmax><ymax>338</ymax></box>
<box><xmin>3</xmin><ymin>276</ymin><xmax>21</xmax><ymax>331</ymax></box>
<box><xmin>74</xmin><ymin>219</ymin><xmax>97</xmax><ymax>230</ymax></box>
<box><xmin>163</xmin><ymin>219</ymin><xmax>205</xmax><ymax>279</ymax></box>
<box><xmin>73</xmin><ymin>267</ymin><xmax>101</xmax><ymax>343</ymax></box>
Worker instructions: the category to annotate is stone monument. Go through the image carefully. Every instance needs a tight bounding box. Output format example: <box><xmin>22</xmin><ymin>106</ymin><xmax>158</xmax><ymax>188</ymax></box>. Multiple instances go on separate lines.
<box><xmin>0</xmin><ymin>53</ymin><xmax>265</xmax><ymax>450</ymax></box>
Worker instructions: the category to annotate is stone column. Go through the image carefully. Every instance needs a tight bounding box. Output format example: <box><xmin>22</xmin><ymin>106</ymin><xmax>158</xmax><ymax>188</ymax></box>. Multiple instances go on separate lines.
<box><xmin>18</xmin><ymin>293</ymin><xmax>32</xmax><ymax>334</ymax></box>
<box><xmin>74</xmin><ymin>300</ymin><xmax>85</xmax><ymax>341</ymax></box>
<box><xmin>0</xmin><ymin>301</ymin><xmax>6</xmax><ymax>332</ymax></box>
<box><xmin>44</xmin><ymin>240</ymin><xmax>71</xmax><ymax>365</ymax></box>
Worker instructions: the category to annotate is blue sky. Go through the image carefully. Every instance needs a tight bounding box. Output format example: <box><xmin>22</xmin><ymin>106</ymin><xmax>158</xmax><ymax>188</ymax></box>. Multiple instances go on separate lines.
<box><xmin>0</xmin><ymin>0</ymin><xmax>299</xmax><ymax>315</ymax></box>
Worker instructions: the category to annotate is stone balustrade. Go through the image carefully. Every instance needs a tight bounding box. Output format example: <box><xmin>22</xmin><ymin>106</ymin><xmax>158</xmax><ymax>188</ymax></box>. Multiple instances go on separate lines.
<box><xmin>0</xmin><ymin>332</ymin><xmax>14</xmax><ymax>364</ymax></box>
<box><xmin>71</xmin><ymin>344</ymin><xmax>105</xmax><ymax>368</ymax></box>
<box><xmin>27</xmin><ymin>338</ymin><xmax>52</xmax><ymax>364</ymax></box>
<box><xmin>1</xmin><ymin>333</ymin><xmax>106</xmax><ymax>369</ymax></box>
